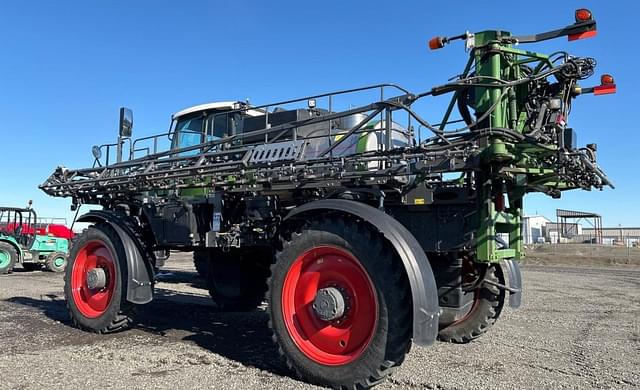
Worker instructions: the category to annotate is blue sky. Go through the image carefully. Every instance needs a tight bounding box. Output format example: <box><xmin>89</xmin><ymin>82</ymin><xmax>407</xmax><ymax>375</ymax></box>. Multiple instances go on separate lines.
<box><xmin>0</xmin><ymin>1</ymin><xmax>636</xmax><ymax>227</ymax></box>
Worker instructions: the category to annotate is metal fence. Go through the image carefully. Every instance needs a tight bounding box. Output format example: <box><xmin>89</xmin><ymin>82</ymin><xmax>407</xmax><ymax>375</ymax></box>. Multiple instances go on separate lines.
<box><xmin>526</xmin><ymin>233</ymin><xmax>640</xmax><ymax>263</ymax></box>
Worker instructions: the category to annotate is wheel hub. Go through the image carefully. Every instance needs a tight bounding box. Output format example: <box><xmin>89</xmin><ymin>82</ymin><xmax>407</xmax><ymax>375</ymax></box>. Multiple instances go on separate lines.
<box><xmin>312</xmin><ymin>287</ymin><xmax>346</xmax><ymax>321</ymax></box>
<box><xmin>54</xmin><ymin>256</ymin><xmax>65</xmax><ymax>267</ymax></box>
<box><xmin>86</xmin><ymin>267</ymin><xmax>107</xmax><ymax>290</ymax></box>
<box><xmin>0</xmin><ymin>250</ymin><xmax>10</xmax><ymax>268</ymax></box>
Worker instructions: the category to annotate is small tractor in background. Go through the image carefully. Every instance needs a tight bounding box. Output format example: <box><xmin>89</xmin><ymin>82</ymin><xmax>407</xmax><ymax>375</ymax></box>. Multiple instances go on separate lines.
<box><xmin>0</xmin><ymin>203</ymin><xmax>72</xmax><ymax>274</ymax></box>
<box><xmin>40</xmin><ymin>9</ymin><xmax>614</xmax><ymax>389</ymax></box>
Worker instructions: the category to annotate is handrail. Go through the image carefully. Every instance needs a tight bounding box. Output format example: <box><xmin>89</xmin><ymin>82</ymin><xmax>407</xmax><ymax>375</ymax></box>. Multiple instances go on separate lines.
<box><xmin>123</xmin><ymin>84</ymin><xmax>412</xmax><ymax>162</ymax></box>
<box><xmin>202</xmin><ymin>84</ymin><xmax>411</xmax><ymax>142</ymax></box>
<box><xmin>130</xmin><ymin>131</ymin><xmax>173</xmax><ymax>159</ymax></box>
<box><xmin>65</xmin><ymin>93</ymin><xmax>434</xmax><ymax>177</ymax></box>
<box><xmin>67</xmin><ymin>82</ymin><xmax>466</xmax><ymax>178</ymax></box>
<box><xmin>236</xmin><ymin>83</ymin><xmax>411</xmax><ymax>113</ymax></box>
<box><xmin>130</xmin><ymin>129</ymin><xmax>202</xmax><ymax>160</ymax></box>
<box><xmin>93</xmin><ymin>138</ymin><xmax>131</xmax><ymax>167</ymax></box>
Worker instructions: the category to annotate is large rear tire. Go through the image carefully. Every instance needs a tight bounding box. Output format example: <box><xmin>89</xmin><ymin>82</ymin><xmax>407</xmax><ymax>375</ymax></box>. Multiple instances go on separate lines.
<box><xmin>64</xmin><ymin>224</ymin><xmax>133</xmax><ymax>333</ymax></box>
<box><xmin>269</xmin><ymin>217</ymin><xmax>412</xmax><ymax>389</ymax></box>
<box><xmin>437</xmin><ymin>264</ymin><xmax>505</xmax><ymax>343</ymax></box>
<box><xmin>0</xmin><ymin>242</ymin><xmax>18</xmax><ymax>274</ymax></box>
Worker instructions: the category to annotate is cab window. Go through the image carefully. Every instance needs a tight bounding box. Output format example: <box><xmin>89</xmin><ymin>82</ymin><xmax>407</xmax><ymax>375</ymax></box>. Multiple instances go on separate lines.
<box><xmin>172</xmin><ymin>116</ymin><xmax>204</xmax><ymax>155</ymax></box>
<box><xmin>205</xmin><ymin>113</ymin><xmax>233</xmax><ymax>141</ymax></box>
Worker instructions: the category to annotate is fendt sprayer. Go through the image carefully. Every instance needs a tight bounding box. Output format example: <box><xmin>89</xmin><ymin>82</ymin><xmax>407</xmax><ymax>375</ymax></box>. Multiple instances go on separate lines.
<box><xmin>0</xmin><ymin>203</ymin><xmax>71</xmax><ymax>274</ymax></box>
<box><xmin>40</xmin><ymin>9</ymin><xmax>613</xmax><ymax>389</ymax></box>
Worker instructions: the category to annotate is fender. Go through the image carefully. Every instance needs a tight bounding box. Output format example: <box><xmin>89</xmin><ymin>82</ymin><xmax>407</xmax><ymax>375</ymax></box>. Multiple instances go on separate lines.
<box><xmin>76</xmin><ymin>211</ymin><xmax>154</xmax><ymax>305</ymax></box>
<box><xmin>501</xmin><ymin>259</ymin><xmax>522</xmax><ymax>308</ymax></box>
<box><xmin>284</xmin><ymin>199</ymin><xmax>440</xmax><ymax>347</ymax></box>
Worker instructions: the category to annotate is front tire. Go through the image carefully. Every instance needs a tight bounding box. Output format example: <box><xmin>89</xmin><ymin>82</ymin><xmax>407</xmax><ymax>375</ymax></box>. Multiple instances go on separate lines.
<box><xmin>437</xmin><ymin>264</ymin><xmax>505</xmax><ymax>343</ymax></box>
<box><xmin>64</xmin><ymin>224</ymin><xmax>133</xmax><ymax>333</ymax></box>
<box><xmin>269</xmin><ymin>217</ymin><xmax>412</xmax><ymax>389</ymax></box>
<box><xmin>45</xmin><ymin>252</ymin><xmax>68</xmax><ymax>273</ymax></box>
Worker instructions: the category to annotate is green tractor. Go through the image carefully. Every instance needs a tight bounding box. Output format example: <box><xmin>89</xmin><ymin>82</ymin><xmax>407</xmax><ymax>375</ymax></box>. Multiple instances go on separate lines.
<box><xmin>0</xmin><ymin>206</ymin><xmax>71</xmax><ymax>274</ymax></box>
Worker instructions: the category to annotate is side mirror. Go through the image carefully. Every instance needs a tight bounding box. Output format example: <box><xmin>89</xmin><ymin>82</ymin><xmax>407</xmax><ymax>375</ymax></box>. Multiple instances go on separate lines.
<box><xmin>119</xmin><ymin>107</ymin><xmax>133</xmax><ymax>138</ymax></box>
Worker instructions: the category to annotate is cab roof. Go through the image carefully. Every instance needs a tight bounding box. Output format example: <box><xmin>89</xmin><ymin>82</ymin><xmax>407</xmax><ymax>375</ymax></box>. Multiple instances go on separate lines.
<box><xmin>172</xmin><ymin>101</ymin><xmax>240</xmax><ymax>119</ymax></box>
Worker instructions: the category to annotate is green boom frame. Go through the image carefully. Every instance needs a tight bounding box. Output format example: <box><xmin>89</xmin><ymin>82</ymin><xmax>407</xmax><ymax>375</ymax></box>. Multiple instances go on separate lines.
<box><xmin>437</xmin><ymin>24</ymin><xmax>601</xmax><ymax>262</ymax></box>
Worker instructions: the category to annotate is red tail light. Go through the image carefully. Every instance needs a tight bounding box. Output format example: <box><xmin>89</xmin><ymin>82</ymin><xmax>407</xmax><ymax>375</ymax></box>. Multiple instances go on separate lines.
<box><xmin>568</xmin><ymin>30</ymin><xmax>597</xmax><ymax>41</ymax></box>
<box><xmin>593</xmin><ymin>85</ymin><xmax>616</xmax><ymax>95</ymax></box>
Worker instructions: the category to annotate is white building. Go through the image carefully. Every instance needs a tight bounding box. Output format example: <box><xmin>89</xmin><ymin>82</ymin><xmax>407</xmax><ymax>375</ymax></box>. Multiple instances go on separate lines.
<box><xmin>545</xmin><ymin>222</ymin><xmax>583</xmax><ymax>243</ymax></box>
<box><xmin>522</xmin><ymin>215</ymin><xmax>551</xmax><ymax>244</ymax></box>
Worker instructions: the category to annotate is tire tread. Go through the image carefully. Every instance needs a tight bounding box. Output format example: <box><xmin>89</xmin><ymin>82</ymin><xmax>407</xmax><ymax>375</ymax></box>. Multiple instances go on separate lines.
<box><xmin>437</xmin><ymin>265</ymin><xmax>505</xmax><ymax>343</ymax></box>
<box><xmin>64</xmin><ymin>220</ymin><xmax>145</xmax><ymax>334</ymax></box>
<box><xmin>268</xmin><ymin>215</ymin><xmax>412</xmax><ymax>389</ymax></box>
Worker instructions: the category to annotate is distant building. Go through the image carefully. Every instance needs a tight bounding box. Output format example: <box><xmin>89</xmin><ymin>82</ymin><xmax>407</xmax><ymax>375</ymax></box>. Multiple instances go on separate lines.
<box><xmin>581</xmin><ymin>227</ymin><xmax>640</xmax><ymax>246</ymax></box>
<box><xmin>555</xmin><ymin>209</ymin><xmax>602</xmax><ymax>244</ymax></box>
<box><xmin>544</xmin><ymin>222</ymin><xmax>582</xmax><ymax>243</ymax></box>
<box><xmin>522</xmin><ymin>215</ymin><xmax>551</xmax><ymax>244</ymax></box>
<box><xmin>523</xmin><ymin>212</ymin><xmax>637</xmax><ymax>246</ymax></box>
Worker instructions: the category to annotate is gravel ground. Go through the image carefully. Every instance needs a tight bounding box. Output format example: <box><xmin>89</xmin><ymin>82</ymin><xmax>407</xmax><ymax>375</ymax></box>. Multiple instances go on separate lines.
<box><xmin>0</xmin><ymin>254</ymin><xmax>638</xmax><ymax>390</ymax></box>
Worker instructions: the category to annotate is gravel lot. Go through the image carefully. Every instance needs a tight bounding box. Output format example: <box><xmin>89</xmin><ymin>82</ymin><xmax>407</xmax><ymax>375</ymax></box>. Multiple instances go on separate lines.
<box><xmin>0</xmin><ymin>254</ymin><xmax>638</xmax><ymax>390</ymax></box>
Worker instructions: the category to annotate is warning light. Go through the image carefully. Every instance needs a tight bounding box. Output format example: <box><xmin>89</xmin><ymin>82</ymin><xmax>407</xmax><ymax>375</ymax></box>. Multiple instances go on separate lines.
<box><xmin>568</xmin><ymin>8</ymin><xmax>597</xmax><ymax>41</ymax></box>
<box><xmin>600</xmin><ymin>74</ymin><xmax>614</xmax><ymax>85</ymax></box>
<box><xmin>575</xmin><ymin>8</ymin><xmax>593</xmax><ymax>23</ymax></box>
<box><xmin>428</xmin><ymin>36</ymin><xmax>445</xmax><ymax>50</ymax></box>
<box><xmin>594</xmin><ymin>74</ymin><xmax>617</xmax><ymax>96</ymax></box>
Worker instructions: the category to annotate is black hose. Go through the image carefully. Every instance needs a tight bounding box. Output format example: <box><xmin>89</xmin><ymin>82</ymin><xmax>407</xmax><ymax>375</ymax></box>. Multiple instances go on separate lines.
<box><xmin>456</xmin><ymin>87</ymin><xmax>474</xmax><ymax>127</ymax></box>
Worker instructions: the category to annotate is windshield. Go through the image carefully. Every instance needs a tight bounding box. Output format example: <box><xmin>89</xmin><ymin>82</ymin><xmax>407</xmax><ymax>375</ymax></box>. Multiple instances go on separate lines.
<box><xmin>172</xmin><ymin>116</ymin><xmax>204</xmax><ymax>156</ymax></box>
<box><xmin>171</xmin><ymin>110</ymin><xmax>242</xmax><ymax>155</ymax></box>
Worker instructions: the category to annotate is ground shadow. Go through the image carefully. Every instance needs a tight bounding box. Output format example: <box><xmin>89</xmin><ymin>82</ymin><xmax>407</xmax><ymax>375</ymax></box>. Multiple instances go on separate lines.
<box><xmin>5</xmin><ymin>294</ymin><xmax>71</xmax><ymax>323</ymax></box>
<box><xmin>135</xmin><ymin>294</ymin><xmax>290</xmax><ymax>376</ymax></box>
<box><xmin>3</xmin><ymin>275</ymin><xmax>292</xmax><ymax>379</ymax></box>
<box><xmin>155</xmin><ymin>270</ymin><xmax>208</xmax><ymax>290</ymax></box>
<box><xmin>12</xmin><ymin>266</ymin><xmax>43</xmax><ymax>273</ymax></box>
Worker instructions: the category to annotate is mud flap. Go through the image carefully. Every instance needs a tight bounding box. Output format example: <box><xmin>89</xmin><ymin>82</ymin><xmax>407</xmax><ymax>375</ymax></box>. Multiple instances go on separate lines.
<box><xmin>77</xmin><ymin>211</ymin><xmax>154</xmax><ymax>305</ymax></box>
<box><xmin>110</xmin><ymin>223</ymin><xmax>154</xmax><ymax>304</ymax></box>
<box><xmin>501</xmin><ymin>259</ymin><xmax>522</xmax><ymax>308</ymax></box>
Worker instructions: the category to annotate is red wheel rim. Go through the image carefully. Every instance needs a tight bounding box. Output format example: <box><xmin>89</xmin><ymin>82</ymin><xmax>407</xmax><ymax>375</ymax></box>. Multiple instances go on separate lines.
<box><xmin>70</xmin><ymin>240</ymin><xmax>117</xmax><ymax>318</ymax></box>
<box><xmin>282</xmin><ymin>246</ymin><xmax>378</xmax><ymax>366</ymax></box>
